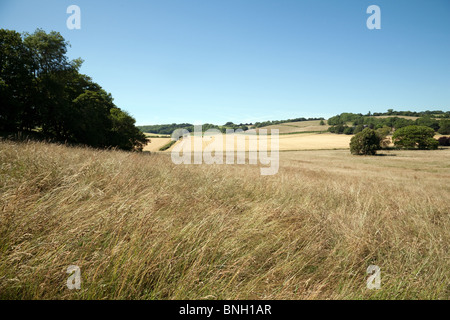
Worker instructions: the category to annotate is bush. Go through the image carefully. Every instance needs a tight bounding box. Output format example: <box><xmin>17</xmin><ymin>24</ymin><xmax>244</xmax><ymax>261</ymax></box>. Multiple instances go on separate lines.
<box><xmin>343</xmin><ymin>127</ymin><xmax>354</xmax><ymax>135</ymax></box>
<box><xmin>353</xmin><ymin>124</ymin><xmax>364</xmax><ymax>134</ymax></box>
<box><xmin>350</xmin><ymin>128</ymin><xmax>381</xmax><ymax>155</ymax></box>
<box><xmin>392</xmin><ymin>125</ymin><xmax>438</xmax><ymax>150</ymax></box>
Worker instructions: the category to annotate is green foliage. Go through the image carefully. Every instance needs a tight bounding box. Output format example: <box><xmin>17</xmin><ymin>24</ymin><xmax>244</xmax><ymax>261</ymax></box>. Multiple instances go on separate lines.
<box><xmin>372</xmin><ymin>109</ymin><xmax>450</xmax><ymax>118</ymax></box>
<box><xmin>375</xmin><ymin>126</ymin><xmax>391</xmax><ymax>148</ymax></box>
<box><xmin>138</xmin><ymin>123</ymin><xmax>249</xmax><ymax>135</ymax></box>
<box><xmin>0</xmin><ymin>28</ymin><xmax>145</xmax><ymax>151</ymax></box>
<box><xmin>353</xmin><ymin>124</ymin><xmax>364</xmax><ymax>134</ymax></box>
<box><xmin>350</xmin><ymin>128</ymin><xmax>381</xmax><ymax>155</ymax></box>
<box><xmin>109</xmin><ymin>108</ymin><xmax>147</xmax><ymax>151</ymax></box>
<box><xmin>438</xmin><ymin>120</ymin><xmax>450</xmax><ymax>135</ymax></box>
<box><xmin>159</xmin><ymin>140</ymin><xmax>177</xmax><ymax>151</ymax></box>
<box><xmin>328</xmin><ymin>124</ymin><xmax>352</xmax><ymax>134</ymax></box>
<box><xmin>343</xmin><ymin>127</ymin><xmax>354</xmax><ymax>135</ymax></box>
<box><xmin>393</xmin><ymin>125</ymin><xmax>438</xmax><ymax>150</ymax></box>
<box><xmin>328</xmin><ymin>111</ymin><xmax>450</xmax><ymax>135</ymax></box>
<box><xmin>415</xmin><ymin>116</ymin><xmax>440</xmax><ymax>131</ymax></box>
<box><xmin>375</xmin><ymin>126</ymin><xmax>391</xmax><ymax>138</ymax></box>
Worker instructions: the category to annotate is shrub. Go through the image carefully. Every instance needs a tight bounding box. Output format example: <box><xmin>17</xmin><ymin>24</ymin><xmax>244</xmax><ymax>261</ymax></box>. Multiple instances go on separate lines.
<box><xmin>159</xmin><ymin>140</ymin><xmax>177</xmax><ymax>151</ymax></box>
<box><xmin>343</xmin><ymin>127</ymin><xmax>354</xmax><ymax>135</ymax></box>
<box><xmin>350</xmin><ymin>128</ymin><xmax>381</xmax><ymax>155</ymax></box>
<box><xmin>353</xmin><ymin>124</ymin><xmax>364</xmax><ymax>134</ymax></box>
<box><xmin>392</xmin><ymin>125</ymin><xmax>438</xmax><ymax>150</ymax></box>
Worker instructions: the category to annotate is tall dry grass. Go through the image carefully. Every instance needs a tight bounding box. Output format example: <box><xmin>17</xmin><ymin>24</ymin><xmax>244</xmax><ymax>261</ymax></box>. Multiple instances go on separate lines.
<box><xmin>0</xmin><ymin>140</ymin><xmax>449</xmax><ymax>299</ymax></box>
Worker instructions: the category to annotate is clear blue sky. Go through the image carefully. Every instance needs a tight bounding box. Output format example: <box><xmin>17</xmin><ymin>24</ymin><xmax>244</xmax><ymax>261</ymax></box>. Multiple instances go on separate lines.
<box><xmin>1</xmin><ymin>0</ymin><xmax>449</xmax><ymax>125</ymax></box>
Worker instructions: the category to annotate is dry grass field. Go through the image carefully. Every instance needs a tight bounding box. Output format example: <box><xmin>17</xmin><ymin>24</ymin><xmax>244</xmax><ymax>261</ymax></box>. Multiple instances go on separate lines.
<box><xmin>162</xmin><ymin>132</ymin><xmax>353</xmax><ymax>153</ymax></box>
<box><xmin>143</xmin><ymin>138</ymin><xmax>172</xmax><ymax>152</ymax></box>
<box><xmin>0</xmin><ymin>140</ymin><xmax>449</xmax><ymax>300</ymax></box>
<box><xmin>260</xmin><ymin>120</ymin><xmax>330</xmax><ymax>134</ymax></box>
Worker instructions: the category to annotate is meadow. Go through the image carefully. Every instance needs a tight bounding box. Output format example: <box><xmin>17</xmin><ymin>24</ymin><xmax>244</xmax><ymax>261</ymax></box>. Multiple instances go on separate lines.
<box><xmin>0</xmin><ymin>139</ymin><xmax>449</xmax><ymax>299</ymax></box>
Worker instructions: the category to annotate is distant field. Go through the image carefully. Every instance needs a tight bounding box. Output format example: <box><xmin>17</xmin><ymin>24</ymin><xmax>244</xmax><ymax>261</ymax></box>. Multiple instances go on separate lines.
<box><xmin>161</xmin><ymin>132</ymin><xmax>352</xmax><ymax>153</ymax></box>
<box><xmin>260</xmin><ymin>120</ymin><xmax>330</xmax><ymax>134</ymax></box>
<box><xmin>156</xmin><ymin>120</ymin><xmax>346</xmax><ymax>153</ymax></box>
<box><xmin>143</xmin><ymin>137</ymin><xmax>172</xmax><ymax>152</ymax></box>
<box><xmin>1</xmin><ymin>140</ymin><xmax>448</xmax><ymax>299</ymax></box>
<box><xmin>144</xmin><ymin>133</ymin><xmax>170</xmax><ymax>138</ymax></box>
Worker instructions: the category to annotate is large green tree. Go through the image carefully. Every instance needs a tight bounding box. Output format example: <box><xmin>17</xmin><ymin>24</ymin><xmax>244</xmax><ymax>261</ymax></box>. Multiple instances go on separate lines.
<box><xmin>392</xmin><ymin>125</ymin><xmax>438</xmax><ymax>150</ymax></box>
<box><xmin>0</xmin><ymin>29</ymin><xmax>34</xmax><ymax>131</ymax></box>
<box><xmin>0</xmin><ymin>28</ymin><xmax>146</xmax><ymax>151</ymax></box>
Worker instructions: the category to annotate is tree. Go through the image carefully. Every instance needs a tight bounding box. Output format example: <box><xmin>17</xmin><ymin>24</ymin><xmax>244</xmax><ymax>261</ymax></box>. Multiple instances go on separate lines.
<box><xmin>109</xmin><ymin>108</ymin><xmax>148</xmax><ymax>151</ymax></box>
<box><xmin>343</xmin><ymin>127</ymin><xmax>354</xmax><ymax>135</ymax></box>
<box><xmin>0</xmin><ymin>28</ymin><xmax>147</xmax><ymax>151</ymax></box>
<box><xmin>438</xmin><ymin>119</ymin><xmax>450</xmax><ymax>135</ymax></box>
<box><xmin>350</xmin><ymin>128</ymin><xmax>381</xmax><ymax>155</ymax></box>
<box><xmin>0</xmin><ymin>29</ymin><xmax>34</xmax><ymax>131</ymax></box>
<box><xmin>415</xmin><ymin>116</ymin><xmax>439</xmax><ymax>131</ymax></box>
<box><xmin>392</xmin><ymin>125</ymin><xmax>438</xmax><ymax>150</ymax></box>
<box><xmin>353</xmin><ymin>124</ymin><xmax>365</xmax><ymax>134</ymax></box>
<box><xmin>319</xmin><ymin>120</ymin><xmax>325</xmax><ymax>126</ymax></box>
<box><xmin>70</xmin><ymin>90</ymin><xmax>114</xmax><ymax>147</ymax></box>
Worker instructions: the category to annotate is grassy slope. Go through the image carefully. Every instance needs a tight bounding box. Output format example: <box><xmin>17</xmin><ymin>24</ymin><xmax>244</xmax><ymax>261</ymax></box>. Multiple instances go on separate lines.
<box><xmin>0</xmin><ymin>141</ymin><xmax>449</xmax><ymax>299</ymax></box>
<box><xmin>260</xmin><ymin>120</ymin><xmax>330</xmax><ymax>134</ymax></box>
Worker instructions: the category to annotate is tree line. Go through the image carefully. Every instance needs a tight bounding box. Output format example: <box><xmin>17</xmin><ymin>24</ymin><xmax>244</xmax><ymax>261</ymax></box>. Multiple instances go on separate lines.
<box><xmin>328</xmin><ymin>113</ymin><xmax>450</xmax><ymax>135</ymax></box>
<box><xmin>138</xmin><ymin>123</ymin><xmax>250</xmax><ymax>135</ymax></box>
<box><xmin>350</xmin><ymin>125</ymin><xmax>443</xmax><ymax>155</ymax></box>
<box><xmin>0</xmin><ymin>29</ymin><xmax>147</xmax><ymax>151</ymax></box>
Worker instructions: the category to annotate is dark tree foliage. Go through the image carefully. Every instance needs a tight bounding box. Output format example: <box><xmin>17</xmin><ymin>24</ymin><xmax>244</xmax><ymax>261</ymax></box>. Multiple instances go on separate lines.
<box><xmin>392</xmin><ymin>125</ymin><xmax>438</xmax><ymax>150</ymax></box>
<box><xmin>138</xmin><ymin>123</ymin><xmax>249</xmax><ymax>135</ymax></box>
<box><xmin>327</xmin><ymin>111</ymin><xmax>450</xmax><ymax>135</ymax></box>
<box><xmin>438</xmin><ymin>119</ymin><xmax>450</xmax><ymax>135</ymax></box>
<box><xmin>437</xmin><ymin>136</ymin><xmax>450</xmax><ymax>146</ymax></box>
<box><xmin>0</xmin><ymin>29</ymin><xmax>147</xmax><ymax>151</ymax></box>
<box><xmin>350</xmin><ymin>128</ymin><xmax>381</xmax><ymax>155</ymax></box>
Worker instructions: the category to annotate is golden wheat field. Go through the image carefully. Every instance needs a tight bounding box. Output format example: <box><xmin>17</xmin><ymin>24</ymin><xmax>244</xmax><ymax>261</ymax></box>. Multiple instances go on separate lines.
<box><xmin>0</xmin><ymin>140</ymin><xmax>449</xmax><ymax>300</ymax></box>
<box><xmin>159</xmin><ymin>132</ymin><xmax>353</xmax><ymax>153</ymax></box>
<box><xmin>144</xmin><ymin>138</ymin><xmax>172</xmax><ymax>152</ymax></box>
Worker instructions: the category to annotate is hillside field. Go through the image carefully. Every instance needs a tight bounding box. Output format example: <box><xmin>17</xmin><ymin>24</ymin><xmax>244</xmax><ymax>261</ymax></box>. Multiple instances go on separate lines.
<box><xmin>0</xmin><ymin>140</ymin><xmax>449</xmax><ymax>299</ymax></box>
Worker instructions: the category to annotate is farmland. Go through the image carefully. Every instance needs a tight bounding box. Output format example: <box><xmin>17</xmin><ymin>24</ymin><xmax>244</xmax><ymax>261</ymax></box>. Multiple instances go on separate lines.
<box><xmin>1</xmin><ymin>140</ymin><xmax>449</xmax><ymax>299</ymax></box>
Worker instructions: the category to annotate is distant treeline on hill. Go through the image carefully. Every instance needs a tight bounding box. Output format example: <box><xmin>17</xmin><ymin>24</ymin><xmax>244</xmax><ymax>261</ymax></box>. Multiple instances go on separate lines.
<box><xmin>138</xmin><ymin>123</ymin><xmax>250</xmax><ymax>135</ymax></box>
<box><xmin>371</xmin><ymin>109</ymin><xmax>450</xmax><ymax>118</ymax></box>
<box><xmin>327</xmin><ymin>111</ymin><xmax>450</xmax><ymax>135</ymax></box>
<box><xmin>253</xmin><ymin>117</ymin><xmax>325</xmax><ymax>128</ymax></box>
<box><xmin>0</xmin><ymin>29</ymin><xmax>147</xmax><ymax>151</ymax></box>
<box><xmin>138</xmin><ymin>117</ymin><xmax>326</xmax><ymax>134</ymax></box>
